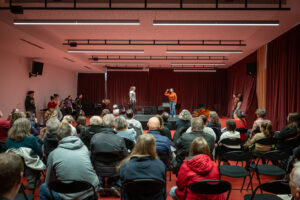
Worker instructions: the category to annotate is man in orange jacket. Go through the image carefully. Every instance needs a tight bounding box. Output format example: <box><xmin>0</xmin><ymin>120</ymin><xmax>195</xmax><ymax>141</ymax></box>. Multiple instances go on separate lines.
<box><xmin>164</xmin><ymin>88</ymin><xmax>177</xmax><ymax>117</ymax></box>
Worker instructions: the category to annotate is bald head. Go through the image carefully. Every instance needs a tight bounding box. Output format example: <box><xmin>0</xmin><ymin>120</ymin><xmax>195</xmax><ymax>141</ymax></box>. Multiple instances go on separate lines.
<box><xmin>147</xmin><ymin>117</ymin><xmax>160</xmax><ymax>131</ymax></box>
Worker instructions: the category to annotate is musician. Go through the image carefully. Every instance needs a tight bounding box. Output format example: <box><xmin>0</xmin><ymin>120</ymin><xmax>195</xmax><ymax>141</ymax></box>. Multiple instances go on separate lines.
<box><xmin>129</xmin><ymin>86</ymin><xmax>136</xmax><ymax>112</ymax></box>
<box><xmin>74</xmin><ymin>94</ymin><xmax>83</xmax><ymax>119</ymax></box>
<box><xmin>164</xmin><ymin>88</ymin><xmax>177</xmax><ymax>118</ymax></box>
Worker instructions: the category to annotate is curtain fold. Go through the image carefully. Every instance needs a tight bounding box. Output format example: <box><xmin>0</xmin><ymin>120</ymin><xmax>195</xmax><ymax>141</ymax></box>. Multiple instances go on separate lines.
<box><xmin>256</xmin><ymin>45</ymin><xmax>267</xmax><ymax>109</ymax></box>
<box><xmin>266</xmin><ymin>25</ymin><xmax>300</xmax><ymax>130</ymax></box>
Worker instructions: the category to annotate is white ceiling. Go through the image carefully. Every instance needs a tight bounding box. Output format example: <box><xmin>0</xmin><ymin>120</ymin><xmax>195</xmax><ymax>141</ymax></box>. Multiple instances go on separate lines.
<box><xmin>0</xmin><ymin>0</ymin><xmax>300</xmax><ymax>72</ymax></box>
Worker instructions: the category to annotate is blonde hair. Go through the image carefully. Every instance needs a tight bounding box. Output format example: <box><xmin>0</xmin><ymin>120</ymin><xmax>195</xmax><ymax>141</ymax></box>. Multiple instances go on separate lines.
<box><xmin>10</xmin><ymin>111</ymin><xmax>26</xmax><ymax>127</ymax></box>
<box><xmin>8</xmin><ymin>118</ymin><xmax>31</xmax><ymax>141</ymax></box>
<box><xmin>44</xmin><ymin>109</ymin><xmax>58</xmax><ymax>122</ymax></box>
<box><xmin>62</xmin><ymin>115</ymin><xmax>74</xmax><ymax>125</ymax></box>
<box><xmin>209</xmin><ymin>111</ymin><xmax>220</xmax><ymax>127</ymax></box>
<box><xmin>117</xmin><ymin>134</ymin><xmax>158</xmax><ymax>171</ymax></box>
<box><xmin>178</xmin><ymin>109</ymin><xmax>192</xmax><ymax>121</ymax></box>
<box><xmin>189</xmin><ymin>136</ymin><xmax>210</xmax><ymax>156</ymax></box>
<box><xmin>155</xmin><ymin>115</ymin><xmax>164</xmax><ymax>130</ymax></box>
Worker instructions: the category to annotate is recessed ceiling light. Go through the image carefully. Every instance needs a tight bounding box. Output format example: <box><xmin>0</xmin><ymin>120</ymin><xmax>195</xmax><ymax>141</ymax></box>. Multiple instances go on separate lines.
<box><xmin>167</xmin><ymin>50</ymin><xmax>242</xmax><ymax>54</ymax></box>
<box><xmin>68</xmin><ymin>49</ymin><xmax>144</xmax><ymax>54</ymax></box>
<box><xmin>171</xmin><ymin>63</ymin><xmax>226</xmax><ymax>66</ymax></box>
<box><xmin>153</xmin><ymin>20</ymin><xmax>279</xmax><ymax>26</ymax></box>
<box><xmin>14</xmin><ymin>20</ymin><xmax>140</xmax><ymax>25</ymax></box>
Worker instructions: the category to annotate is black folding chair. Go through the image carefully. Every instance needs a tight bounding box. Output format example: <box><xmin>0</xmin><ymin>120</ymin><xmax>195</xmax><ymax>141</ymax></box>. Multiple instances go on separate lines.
<box><xmin>211</xmin><ymin>127</ymin><xmax>222</xmax><ymax>142</ymax></box>
<box><xmin>250</xmin><ymin>150</ymin><xmax>289</xmax><ymax>187</ymax></box>
<box><xmin>121</xmin><ymin>179</ymin><xmax>166</xmax><ymax>200</ymax></box>
<box><xmin>219</xmin><ymin>151</ymin><xmax>253</xmax><ymax>192</ymax></box>
<box><xmin>185</xmin><ymin>180</ymin><xmax>232</xmax><ymax>200</ymax></box>
<box><xmin>217</xmin><ymin>138</ymin><xmax>242</xmax><ymax>161</ymax></box>
<box><xmin>236</xmin><ymin>128</ymin><xmax>248</xmax><ymax>143</ymax></box>
<box><xmin>252</xmin><ymin>138</ymin><xmax>277</xmax><ymax>158</ymax></box>
<box><xmin>48</xmin><ymin>180</ymin><xmax>98</xmax><ymax>200</ymax></box>
<box><xmin>244</xmin><ymin>180</ymin><xmax>290</xmax><ymax>200</ymax></box>
<box><xmin>157</xmin><ymin>150</ymin><xmax>172</xmax><ymax>181</ymax></box>
<box><xmin>124</xmin><ymin>138</ymin><xmax>135</xmax><ymax>153</ymax></box>
<box><xmin>14</xmin><ymin>184</ymin><xmax>34</xmax><ymax>200</ymax></box>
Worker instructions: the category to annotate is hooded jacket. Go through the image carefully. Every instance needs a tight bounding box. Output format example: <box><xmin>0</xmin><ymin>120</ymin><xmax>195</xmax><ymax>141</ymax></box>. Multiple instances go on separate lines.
<box><xmin>46</xmin><ymin>136</ymin><xmax>99</xmax><ymax>200</ymax></box>
<box><xmin>120</xmin><ymin>156</ymin><xmax>166</xmax><ymax>200</ymax></box>
<box><xmin>175</xmin><ymin>154</ymin><xmax>225</xmax><ymax>200</ymax></box>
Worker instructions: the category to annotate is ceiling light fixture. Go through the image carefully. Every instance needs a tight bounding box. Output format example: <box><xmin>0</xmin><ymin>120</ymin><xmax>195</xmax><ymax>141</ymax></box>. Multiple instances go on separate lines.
<box><xmin>171</xmin><ymin>63</ymin><xmax>225</xmax><ymax>66</ymax></box>
<box><xmin>68</xmin><ymin>49</ymin><xmax>144</xmax><ymax>54</ymax></box>
<box><xmin>174</xmin><ymin>70</ymin><xmax>217</xmax><ymax>72</ymax></box>
<box><xmin>106</xmin><ymin>68</ymin><xmax>149</xmax><ymax>72</ymax></box>
<box><xmin>91</xmin><ymin>62</ymin><xmax>146</xmax><ymax>65</ymax></box>
<box><xmin>14</xmin><ymin>19</ymin><xmax>140</xmax><ymax>25</ymax></box>
<box><xmin>153</xmin><ymin>20</ymin><xmax>279</xmax><ymax>26</ymax></box>
<box><xmin>167</xmin><ymin>50</ymin><xmax>242</xmax><ymax>54</ymax></box>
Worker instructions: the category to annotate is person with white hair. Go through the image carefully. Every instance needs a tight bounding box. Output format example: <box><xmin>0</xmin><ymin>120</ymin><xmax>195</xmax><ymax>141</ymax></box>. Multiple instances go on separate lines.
<box><xmin>289</xmin><ymin>162</ymin><xmax>300</xmax><ymax>199</ymax></box>
<box><xmin>113</xmin><ymin>104</ymin><xmax>120</xmax><ymax>117</ymax></box>
<box><xmin>43</xmin><ymin>117</ymin><xmax>60</xmax><ymax>161</ymax></box>
<box><xmin>61</xmin><ymin>115</ymin><xmax>77</xmax><ymax>136</ymax></box>
<box><xmin>115</xmin><ymin>116</ymin><xmax>136</xmax><ymax>143</ymax></box>
<box><xmin>176</xmin><ymin>109</ymin><xmax>192</xmax><ymax>130</ymax></box>
<box><xmin>80</xmin><ymin>116</ymin><xmax>103</xmax><ymax>150</ymax></box>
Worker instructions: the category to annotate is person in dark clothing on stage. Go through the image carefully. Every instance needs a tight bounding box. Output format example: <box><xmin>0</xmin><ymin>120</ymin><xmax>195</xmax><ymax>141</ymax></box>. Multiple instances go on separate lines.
<box><xmin>25</xmin><ymin>91</ymin><xmax>36</xmax><ymax>113</ymax></box>
<box><xmin>74</xmin><ymin>94</ymin><xmax>83</xmax><ymax>119</ymax></box>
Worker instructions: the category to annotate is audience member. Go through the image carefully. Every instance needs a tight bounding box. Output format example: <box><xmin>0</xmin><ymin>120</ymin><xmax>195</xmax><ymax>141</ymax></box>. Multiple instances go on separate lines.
<box><xmin>9</xmin><ymin>111</ymin><xmax>26</xmax><ymax>127</ymax></box>
<box><xmin>174</xmin><ymin>117</ymin><xmax>214</xmax><ymax>174</ymax></box>
<box><xmin>161</xmin><ymin>112</ymin><xmax>172</xmax><ymax>130</ymax></box>
<box><xmin>233</xmin><ymin>109</ymin><xmax>247</xmax><ymax>142</ymax></box>
<box><xmin>25</xmin><ymin>91</ymin><xmax>36</xmax><ymax>113</ymax></box>
<box><xmin>44</xmin><ymin>109</ymin><xmax>58</xmax><ymax>123</ymax></box>
<box><xmin>0</xmin><ymin>110</ymin><xmax>10</xmax><ymax>142</ymax></box>
<box><xmin>116</xmin><ymin>116</ymin><xmax>136</xmax><ymax>143</ymax></box>
<box><xmin>155</xmin><ymin>115</ymin><xmax>172</xmax><ymax>140</ymax></box>
<box><xmin>251</xmin><ymin>108</ymin><xmax>269</xmax><ymax>135</ymax></box>
<box><xmin>244</xmin><ymin>121</ymin><xmax>274</xmax><ymax>154</ymax></box>
<box><xmin>186</xmin><ymin>115</ymin><xmax>216</xmax><ymax>142</ymax></box>
<box><xmin>176</xmin><ymin>109</ymin><xmax>192</xmax><ymax>130</ymax></box>
<box><xmin>289</xmin><ymin>163</ymin><xmax>300</xmax><ymax>200</ymax></box>
<box><xmin>76</xmin><ymin>115</ymin><xmax>86</xmax><ymax>135</ymax></box>
<box><xmin>170</xmin><ymin>137</ymin><xmax>224</xmax><ymax>200</ymax></box>
<box><xmin>147</xmin><ymin>117</ymin><xmax>171</xmax><ymax>160</ymax></box>
<box><xmin>119</xmin><ymin>134</ymin><xmax>166</xmax><ymax>200</ymax></box>
<box><xmin>43</xmin><ymin>117</ymin><xmax>60</xmax><ymax>161</ymax></box>
<box><xmin>101</xmin><ymin>109</ymin><xmax>111</xmax><ymax>117</ymax></box>
<box><xmin>80</xmin><ymin>116</ymin><xmax>103</xmax><ymax>150</ymax></box>
<box><xmin>126</xmin><ymin>109</ymin><xmax>143</xmax><ymax>140</ymax></box>
<box><xmin>39</xmin><ymin>124</ymin><xmax>99</xmax><ymax>200</ymax></box>
<box><xmin>47</xmin><ymin>96</ymin><xmax>56</xmax><ymax>109</ymax></box>
<box><xmin>74</xmin><ymin>94</ymin><xmax>83</xmax><ymax>119</ymax></box>
<box><xmin>275</xmin><ymin>113</ymin><xmax>300</xmax><ymax>151</ymax></box>
<box><xmin>90</xmin><ymin>114</ymin><xmax>128</xmax><ymax>197</ymax></box>
<box><xmin>61</xmin><ymin>115</ymin><xmax>76</xmax><ymax>136</ymax></box>
<box><xmin>113</xmin><ymin>104</ymin><xmax>120</xmax><ymax>117</ymax></box>
<box><xmin>207</xmin><ymin>111</ymin><xmax>221</xmax><ymax>130</ymax></box>
<box><xmin>0</xmin><ymin>153</ymin><xmax>24</xmax><ymax>200</ymax></box>
<box><xmin>26</xmin><ymin>111</ymin><xmax>40</xmax><ymax>136</ymax></box>
<box><xmin>219</xmin><ymin>120</ymin><xmax>241</xmax><ymax>149</ymax></box>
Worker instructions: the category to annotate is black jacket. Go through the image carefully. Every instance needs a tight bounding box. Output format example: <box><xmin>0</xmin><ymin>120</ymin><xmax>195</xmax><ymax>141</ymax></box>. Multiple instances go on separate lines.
<box><xmin>25</xmin><ymin>96</ymin><xmax>36</xmax><ymax>112</ymax></box>
<box><xmin>43</xmin><ymin>132</ymin><xmax>58</xmax><ymax>162</ymax></box>
<box><xmin>80</xmin><ymin>125</ymin><xmax>104</xmax><ymax>149</ymax></box>
<box><xmin>90</xmin><ymin>128</ymin><xmax>128</xmax><ymax>176</ymax></box>
<box><xmin>120</xmin><ymin>156</ymin><xmax>166</xmax><ymax>200</ymax></box>
<box><xmin>176</xmin><ymin>119</ymin><xmax>191</xmax><ymax>130</ymax></box>
<box><xmin>174</xmin><ymin>131</ymin><xmax>215</xmax><ymax>171</ymax></box>
<box><xmin>159</xmin><ymin>127</ymin><xmax>172</xmax><ymax>140</ymax></box>
<box><xmin>275</xmin><ymin>126</ymin><xmax>300</xmax><ymax>150</ymax></box>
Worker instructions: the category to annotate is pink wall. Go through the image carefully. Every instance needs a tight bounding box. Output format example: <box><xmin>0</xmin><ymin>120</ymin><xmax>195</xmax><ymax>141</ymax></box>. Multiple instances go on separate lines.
<box><xmin>0</xmin><ymin>51</ymin><xmax>77</xmax><ymax>121</ymax></box>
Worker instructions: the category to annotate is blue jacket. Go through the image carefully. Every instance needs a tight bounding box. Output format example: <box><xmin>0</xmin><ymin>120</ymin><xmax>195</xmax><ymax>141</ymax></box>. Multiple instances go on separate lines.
<box><xmin>148</xmin><ymin>130</ymin><xmax>171</xmax><ymax>156</ymax></box>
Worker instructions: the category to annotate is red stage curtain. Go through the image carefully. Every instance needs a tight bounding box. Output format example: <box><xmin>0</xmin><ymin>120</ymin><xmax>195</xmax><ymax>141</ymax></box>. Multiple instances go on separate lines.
<box><xmin>77</xmin><ymin>73</ymin><xmax>105</xmax><ymax>104</ymax></box>
<box><xmin>107</xmin><ymin>71</ymin><xmax>149</xmax><ymax>108</ymax></box>
<box><xmin>266</xmin><ymin>25</ymin><xmax>300</xmax><ymax>131</ymax></box>
<box><xmin>226</xmin><ymin>52</ymin><xmax>258</xmax><ymax>128</ymax></box>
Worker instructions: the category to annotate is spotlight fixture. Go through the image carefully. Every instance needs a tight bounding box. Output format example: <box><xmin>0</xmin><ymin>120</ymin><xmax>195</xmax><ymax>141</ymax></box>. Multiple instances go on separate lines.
<box><xmin>167</xmin><ymin>50</ymin><xmax>243</xmax><ymax>54</ymax></box>
<box><xmin>68</xmin><ymin>49</ymin><xmax>144</xmax><ymax>54</ymax></box>
<box><xmin>92</xmin><ymin>57</ymin><xmax>99</xmax><ymax>61</ymax></box>
<box><xmin>10</xmin><ymin>6</ymin><xmax>23</xmax><ymax>14</ymax></box>
<box><xmin>69</xmin><ymin>42</ymin><xmax>77</xmax><ymax>47</ymax></box>
<box><xmin>14</xmin><ymin>20</ymin><xmax>140</xmax><ymax>25</ymax></box>
<box><xmin>153</xmin><ymin>20</ymin><xmax>279</xmax><ymax>26</ymax></box>
<box><xmin>171</xmin><ymin>63</ymin><xmax>226</xmax><ymax>66</ymax></box>
<box><xmin>174</xmin><ymin>70</ymin><xmax>217</xmax><ymax>72</ymax></box>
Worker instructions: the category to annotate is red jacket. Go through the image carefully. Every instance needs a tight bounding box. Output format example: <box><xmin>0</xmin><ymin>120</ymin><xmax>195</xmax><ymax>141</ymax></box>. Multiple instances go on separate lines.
<box><xmin>175</xmin><ymin>154</ymin><xmax>225</xmax><ymax>200</ymax></box>
<box><xmin>0</xmin><ymin>120</ymin><xmax>10</xmax><ymax>142</ymax></box>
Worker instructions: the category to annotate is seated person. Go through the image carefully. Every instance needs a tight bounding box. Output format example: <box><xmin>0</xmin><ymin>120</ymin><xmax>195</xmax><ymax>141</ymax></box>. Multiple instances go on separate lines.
<box><xmin>0</xmin><ymin>152</ymin><xmax>24</xmax><ymax>200</ymax></box>
<box><xmin>176</xmin><ymin>110</ymin><xmax>192</xmax><ymax>130</ymax></box>
<box><xmin>251</xmin><ymin>108</ymin><xmax>270</xmax><ymax>136</ymax></box>
<box><xmin>207</xmin><ymin>111</ymin><xmax>221</xmax><ymax>131</ymax></box>
<box><xmin>233</xmin><ymin>110</ymin><xmax>247</xmax><ymax>142</ymax></box>
<box><xmin>43</xmin><ymin>117</ymin><xmax>60</xmax><ymax>161</ymax></box>
<box><xmin>244</xmin><ymin>121</ymin><xmax>274</xmax><ymax>154</ymax></box>
<box><xmin>161</xmin><ymin>112</ymin><xmax>172</xmax><ymax>130</ymax></box>
<box><xmin>39</xmin><ymin>124</ymin><xmax>99</xmax><ymax>200</ymax></box>
<box><xmin>186</xmin><ymin>115</ymin><xmax>216</xmax><ymax>142</ymax></box>
<box><xmin>113</xmin><ymin>105</ymin><xmax>120</xmax><ymax>117</ymax></box>
<box><xmin>289</xmin><ymin>163</ymin><xmax>300</xmax><ymax>200</ymax></box>
<box><xmin>170</xmin><ymin>137</ymin><xmax>225</xmax><ymax>200</ymax></box>
<box><xmin>44</xmin><ymin>109</ymin><xmax>58</xmax><ymax>124</ymax></box>
<box><xmin>275</xmin><ymin>113</ymin><xmax>300</xmax><ymax>151</ymax></box>
<box><xmin>155</xmin><ymin>115</ymin><xmax>172</xmax><ymax>140</ymax></box>
<box><xmin>9</xmin><ymin>110</ymin><xmax>26</xmax><ymax>128</ymax></box>
<box><xmin>119</xmin><ymin>134</ymin><xmax>166</xmax><ymax>200</ymax></box>
<box><xmin>26</xmin><ymin>111</ymin><xmax>40</xmax><ymax>136</ymax></box>
<box><xmin>0</xmin><ymin>110</ymin><xmax>10</xmax><ymax>142</ymax></box>
<box><xmin>80</xmin><ymin>116</ymin><xmax>103</xmax><ymax>150</ymax></box>
<box><xmin>90</xmin><ymin>114</ymin><xmax>128</xmax><ymax>197</ymax></box>
<box><xmin>115</xmin><ymin>116</ymin><xmax>136</xmax><ymax>143</ymax></box>
<box><xmin>61</xmin><ymin>115</ymin><xmax>76</xmax><ymax>136</ymax></box>
<box><xmin>174</xmin><ymin>117</ymin><xmax>215</xmax><ymax>174</ymax></box>
<box><xmin>126</xmin><ymin>109</ymin><xmax>143</xmax><ymax>140</ymax></box>
<box><xmin>147</xmin><ymin>117</ymin><xmax>171</xmax><ymax>160</ymax></box>
<box><xmin>101</xmin><ymin>109</ymin><xmax>111</xmax><ymax>118</ymax></box>
<box><xmin>76</xmin><ymin>116</ymin><xmax>86</xmax><ymax>135</ymax></box>
<box><xmin>219</xmin><ymin>120</ymin><xmax>241</xmax><ymax>149</ymax></box>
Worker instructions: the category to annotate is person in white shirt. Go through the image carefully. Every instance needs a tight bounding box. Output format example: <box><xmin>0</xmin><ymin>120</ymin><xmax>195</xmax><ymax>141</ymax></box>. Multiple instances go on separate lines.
<box><xmin>126</xmin><ymin>109</ymin><xmax>143</xmax><ymax>140</ymax></box>
<box><xmin>129</xmin><ymin>86</ymin><xmax>136</xmax><ymax>113</ymax></box>
<box><xmin>219</xmin><ymin>120</ymin><xmax>241</xmax><ymax>149</ymax></box>
<box><xmin>186</xmin><ymin>115</ymin><xmax>216</xmax><ymax>142</ymax></box>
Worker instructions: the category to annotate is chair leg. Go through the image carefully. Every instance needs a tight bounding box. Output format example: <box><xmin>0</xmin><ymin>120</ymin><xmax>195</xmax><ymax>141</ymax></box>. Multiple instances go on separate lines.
<box><xmin>256</xmin><ymin>172</ymin><xmax>263</xmax><ymax>193</ymax></box>
<box><xmin>240</xmin><ymin>177</ymin><xmax>246</xmax><ymax>192</ymax></box>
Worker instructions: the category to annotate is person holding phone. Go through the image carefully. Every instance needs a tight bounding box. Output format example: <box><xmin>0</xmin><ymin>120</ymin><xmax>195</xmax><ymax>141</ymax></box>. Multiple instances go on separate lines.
<box><xmin>164</xmin><ymin>88</ymin><xmax>177</xmax><ymax>118</ymax></box>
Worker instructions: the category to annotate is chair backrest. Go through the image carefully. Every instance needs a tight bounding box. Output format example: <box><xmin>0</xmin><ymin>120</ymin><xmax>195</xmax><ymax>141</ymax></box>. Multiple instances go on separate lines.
<box><xmin>221</xmin><ymin>151</ymin><xmax>252</xmax><ymax>162</ymax></box>
<box><xmin>211</xmin><ymin>127</ymin><xmax>222</xmax><ymax>142</ymax></box>
<box><xmin>249</xmin><ymin>180</ymin><xmax>290</xmax><ymax>200</ymax></box>
<box><xmin>187</xmin><ymin>180</ymin><xmax>231</xmax><ymax>200</ymax></box>
<box><xmin>255</xmin><ymin>137</ymin><xmax>277</xmax><ymax>146</ymax></box>
<box><xmin>173</xmin><ymin>126</ymin><xmax>188</xmax><ymax>143</ymax></box>
<box><xmin>260</xmin><ymin>150</ymin><xmax>290</xmax><ymax>161</ymax></box>
<box><xmin>157</xmin><ymin>150</ymin><xmax>170</xmax><ymax>168</ymax></box>
<box><xmin>219</xmin><ymin>138</ymin><xmax>242</xmax><ymax>146</ymax></box>
<box><xmin>0</xmin><ymin>141</ymin><xmax>6</xmax><ymax>153</ymax></box>
<box><xmin>123</xmin><ymin>138</ymin><xmax>135</xmax><ymax>151</ymax></box>
<box><xmin>122</xmin><ymin>179</ymin><xmax>165</xmax><ymax>200</ymax></box>
<box><xmin>48</xmin><ymin>180</ymin><xmax>97</xmax><ymax>200</ymax></box>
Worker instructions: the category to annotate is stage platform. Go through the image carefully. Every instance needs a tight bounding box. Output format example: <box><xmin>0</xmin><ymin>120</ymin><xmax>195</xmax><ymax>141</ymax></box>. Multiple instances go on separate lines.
<box><xmin>134</xmin><ymin>114</ymin><xmax>178</xmax><ymax>130</ymax></box>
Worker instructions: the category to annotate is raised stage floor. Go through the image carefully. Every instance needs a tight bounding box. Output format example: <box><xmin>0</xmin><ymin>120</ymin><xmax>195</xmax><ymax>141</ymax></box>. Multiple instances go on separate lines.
<box><xmin>134</xmin><ymin>114</ymin><xmax>178</xmax><ymax>130</ymax></box>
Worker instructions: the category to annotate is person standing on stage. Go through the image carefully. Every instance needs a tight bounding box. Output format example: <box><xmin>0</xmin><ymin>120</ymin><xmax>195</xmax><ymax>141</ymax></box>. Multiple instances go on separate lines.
<box><xmin>164</xmin><ymin>88</ymin><xmax>177</xmax><ymax>118</ymax></box>
<box><xmin>25</xmin><ymin>91</ymin><xmax>36</xmax><ymax>113</ymax></box>
<box><xmin>129</xmin><ymin>86</ymin><xmax>136</xmax><ymax>112</ymax></box>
